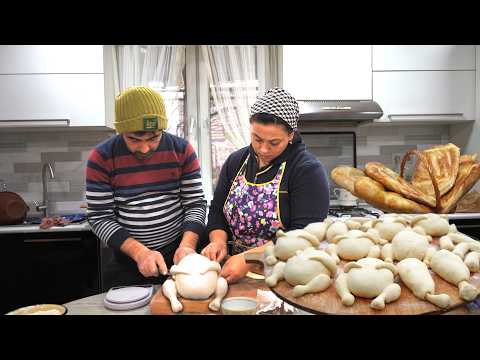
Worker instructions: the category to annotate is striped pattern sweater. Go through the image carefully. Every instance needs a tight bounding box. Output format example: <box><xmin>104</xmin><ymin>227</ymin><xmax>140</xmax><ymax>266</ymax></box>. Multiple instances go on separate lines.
<box><xmin>86</xmin><ymin>132</ymin><xmax>206</xmax><ymax>252</ymax></box>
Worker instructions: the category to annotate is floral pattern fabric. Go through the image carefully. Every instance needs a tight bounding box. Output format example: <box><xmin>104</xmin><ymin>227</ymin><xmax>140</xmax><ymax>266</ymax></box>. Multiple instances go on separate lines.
<box><xmin>223</xmin><ymin>156</ymin><xmax>286</xmax><ymax>255</ymax></box>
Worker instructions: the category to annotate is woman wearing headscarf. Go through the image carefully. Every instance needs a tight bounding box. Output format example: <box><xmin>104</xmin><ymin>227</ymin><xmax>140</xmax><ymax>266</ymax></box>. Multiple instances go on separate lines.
<box><xmin>201</xmin><ymin>88</ymin><xmax>330</xmax><ymax>283</ymax></box>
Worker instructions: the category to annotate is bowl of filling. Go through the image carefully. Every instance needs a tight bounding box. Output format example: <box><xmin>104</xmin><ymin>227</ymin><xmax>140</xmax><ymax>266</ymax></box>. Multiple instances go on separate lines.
<box><xmin>221</xmin><ymin>297</ymin><xmax>258</xmax><ymax>315</ymax></box>
<box><xmin>6</xmin><ymin>304</ymin><xmax>67</xmax><ymax>315</ymax></box>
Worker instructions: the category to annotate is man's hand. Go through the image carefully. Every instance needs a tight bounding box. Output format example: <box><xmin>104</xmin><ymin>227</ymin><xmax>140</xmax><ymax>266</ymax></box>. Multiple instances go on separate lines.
<box><xmin>220</xmin><ymin>254</ymin><xmax>250</xmax><ymax>284</ymax></box>
<box><xmin>173</xmin><ymin>246</ymin><xmax>196</xmax><ymax>264</ymax></box>
<box><xmin>135</xmin><ymin>248</ymin><xmax>168</xmax><ymax>278</ymax></box>
<box><xmin>201</xmin><ymin>240</ymin><xmax>228</xmax><ymax>262</ymax></box>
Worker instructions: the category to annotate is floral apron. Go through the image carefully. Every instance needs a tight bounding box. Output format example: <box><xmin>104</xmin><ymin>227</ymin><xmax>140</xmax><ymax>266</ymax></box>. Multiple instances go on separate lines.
<box><xmin>223</xmin><ymin>154</ymin><xmax>286</xmax><ymax>255</ymax></box>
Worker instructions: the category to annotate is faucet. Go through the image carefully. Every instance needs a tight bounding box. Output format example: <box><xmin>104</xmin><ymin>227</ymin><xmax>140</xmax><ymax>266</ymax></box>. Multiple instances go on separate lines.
<box><xmin>0</xmin><ymin>179</ymin><xmax>7</xmax><ymax>192</ymax></box>
<box><xmin>35</xmin><ymin>162</ymin><xmax>55</xmax><ymax>218</ymax></box>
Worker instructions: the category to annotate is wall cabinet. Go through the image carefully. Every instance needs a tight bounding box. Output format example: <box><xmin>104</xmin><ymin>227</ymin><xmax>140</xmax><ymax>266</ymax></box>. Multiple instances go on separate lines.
<box><xmin>0</xmin><ymin>74</ymin><xmax>106</xmax><ymax>127</ymax></box>
<box><xmin>0</xmin><ymin>45</ymin><xmax>108</xmax><ymax>128</ymax></box>
<box><xmin>372</xmin><ymin>45</ymin><xmax>475</xmax><ymax>71</ymax></box>
<box><xmin>282</xmin><ymin>45</ymin><xmax>372</xmax><ymax>100</ymax></box>
<box><xmin>371</xmin><ymin>45</ymin><xmax>476</xmax><ymax>124</ymax></box>
<box><xmin>0</xmin><ymin>45</ymin><xmax>104</xmax><ymax>74</ymax></box>
<box><xmin>373</xmin><ymin>70</ymin><xmax>476</xmax><ymax>122</ymax></box>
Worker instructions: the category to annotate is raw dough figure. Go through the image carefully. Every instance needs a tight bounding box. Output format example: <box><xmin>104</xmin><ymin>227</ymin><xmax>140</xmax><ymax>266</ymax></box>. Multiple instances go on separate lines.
<box><xmin>370</xmin><ymin>216</ymin><xmax>409</xmax><ymax>242</ymax></box>
<box><xmin>430</xmin><ymin>249</ymin><xmax>480</xmax><ymax>301</ymax></box>
<box><xmin>264</xmin><ymin>228</ymin><xmax>320</xmax><ymax>266</ymax></box>
<box><xmin>326</xmin><ymin>230</ymin><xmax>382</xmax><ymax>263</ymax></box>
<box><xmin>397</xmin><ymin>258</ymin><xmax>451</xmax><ymax>308</ymax></box>
<box><xmin>162</xmin><ymin>253</ymin><xmax>228</xmax><ymax>313</ymax></box>
<box><xmin>303</xmin><ymin>218</ymin><xmax>334</xmax><ymax>243</ymax></box>
<box><xmin>411</xmin><ymin>214</ymin><xmax>450</xmax><ymax>237</ymax></box>
<box><xmin>265</xmin><ymin>248</ymin><xmax>337</xmax><ymax>298</ymax></box>
<box><xmin>381</xmin><ymin>228</ymin><xmax>435</xmax><ymax>266</ymax></box>
<box><xmin>464</xmin><ymin>251</ymin><xmax>480</xmax><ymax>273</ymax></box>
<box><xmin>335</xmin><ymin>258</ymin><xmax>401</xmax><ymax>310</ymax></box>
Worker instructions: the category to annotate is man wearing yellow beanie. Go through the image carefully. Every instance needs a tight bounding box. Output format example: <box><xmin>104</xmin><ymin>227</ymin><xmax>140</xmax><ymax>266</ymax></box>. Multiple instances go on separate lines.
<box><xmin>86</xmin><ymin>86</ymin><xmax>207</xmax><ymax>289</ymax></box>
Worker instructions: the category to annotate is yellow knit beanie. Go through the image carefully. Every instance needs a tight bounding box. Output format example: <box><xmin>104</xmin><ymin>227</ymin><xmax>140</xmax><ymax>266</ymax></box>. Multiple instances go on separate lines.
<box><xmin>114</xmin><ymin>86</ymin><xmax>168</xmax><ymax>133</ymax></box>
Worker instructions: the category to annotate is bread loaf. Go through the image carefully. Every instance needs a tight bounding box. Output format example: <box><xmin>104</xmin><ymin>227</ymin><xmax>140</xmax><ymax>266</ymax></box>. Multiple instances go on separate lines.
<box><xmin>456</xmin><ymin>190</ymin><xmax>480</xmax><ymax>213</ymax></box>
<box><xmin>438</xmin><ymin>162</ymin><xmax>480</xmax><ymax>213</ymax></box>
<box><xmin>460</xmin><ymin>154</ymin><xmax>477</xmax><ymax>165</ymax></box>
<box><xmin>410</xmin><ymin>143</ymin><xmax>460</xmax><ymax>198</ymax></box>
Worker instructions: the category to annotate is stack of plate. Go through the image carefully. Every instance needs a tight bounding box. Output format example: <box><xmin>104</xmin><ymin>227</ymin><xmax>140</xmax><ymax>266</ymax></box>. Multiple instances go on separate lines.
<box><xmin>103</xmin><ymin>285</ymin><xmax>154</xmax><ymax>311</ymax></box>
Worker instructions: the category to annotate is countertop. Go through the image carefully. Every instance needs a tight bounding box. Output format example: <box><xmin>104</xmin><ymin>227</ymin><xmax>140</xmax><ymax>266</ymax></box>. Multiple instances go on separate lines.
<box><xmin>0</xmin><ymin>221</ymin><xmax>91</xmax><ymax>234</ymax></box>
<box><xmin>63</xmin><ymin>278</ymin><xmax>480</xmax><ymax>316</ymax></box>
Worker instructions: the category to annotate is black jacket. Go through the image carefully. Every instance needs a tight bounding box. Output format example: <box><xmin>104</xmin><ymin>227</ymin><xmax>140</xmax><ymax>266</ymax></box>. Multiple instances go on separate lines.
<box><xmin>206</xmin><ymin>135</ymin><xmax>330</xmax><ymax>242</ymax></box>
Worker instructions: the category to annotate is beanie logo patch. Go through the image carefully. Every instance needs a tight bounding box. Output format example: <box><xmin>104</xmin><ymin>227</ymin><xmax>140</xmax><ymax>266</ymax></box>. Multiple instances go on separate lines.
<box><xmin>143</xmin><ymin>116</ymin><xmax>158</xmax><ymax>130</ymax></box>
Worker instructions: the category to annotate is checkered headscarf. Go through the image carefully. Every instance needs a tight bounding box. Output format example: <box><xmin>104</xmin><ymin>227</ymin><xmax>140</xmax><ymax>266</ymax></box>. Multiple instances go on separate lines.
<box><xmin>250</xmin><ymin>87</ymin><xmax>299</xmax><ymax>131</ymax></box>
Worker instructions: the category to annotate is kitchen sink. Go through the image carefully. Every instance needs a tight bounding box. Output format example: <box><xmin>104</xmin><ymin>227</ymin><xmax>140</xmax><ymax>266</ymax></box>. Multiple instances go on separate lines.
<box><xmin>23</xmin><ymin>216</ymin><xmax>43</xmax><ymax>225</ymax></box>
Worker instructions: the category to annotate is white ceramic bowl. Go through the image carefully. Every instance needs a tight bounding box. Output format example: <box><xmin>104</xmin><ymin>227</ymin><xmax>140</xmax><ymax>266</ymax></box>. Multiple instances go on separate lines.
<box><xmin>221</xmin><ymin>297</ymin><xmax>258</xmax><ymax>315</ymax></box>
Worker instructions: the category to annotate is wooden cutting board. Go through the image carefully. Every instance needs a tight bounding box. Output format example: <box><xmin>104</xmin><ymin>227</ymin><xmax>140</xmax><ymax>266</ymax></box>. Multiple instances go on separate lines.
<box><xmin>245</xmin><ymin>238</ymin><xmax>480</xmax><ymax>315</ymax></box>
<box><xmin>149</xmin><ymin>279</ymin><xmax>258</xmax><ymax>315</ymax></box>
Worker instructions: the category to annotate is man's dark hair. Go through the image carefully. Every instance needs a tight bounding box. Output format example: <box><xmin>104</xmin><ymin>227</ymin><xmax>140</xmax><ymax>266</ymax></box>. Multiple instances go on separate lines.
<box><xmin>250</xmin><ymin>113</ymin><xmax>293</xmax><ymax>134</ymax></box>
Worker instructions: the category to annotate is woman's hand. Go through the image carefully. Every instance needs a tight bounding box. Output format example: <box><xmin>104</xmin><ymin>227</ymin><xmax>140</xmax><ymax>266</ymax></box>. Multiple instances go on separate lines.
<box><xmin>220</xmin><ymin>254</ymin><xmax>251</xmax><ymax>284</ymax></box>
<box><xmin>201</xmin><ymin>240</ymin><xmax>228</xmax><ymax>262</ymax></box>
<box><xmin>173</xmin><ymin>246</ymin><xmax>196</xmax><ymax>264</ymax></box>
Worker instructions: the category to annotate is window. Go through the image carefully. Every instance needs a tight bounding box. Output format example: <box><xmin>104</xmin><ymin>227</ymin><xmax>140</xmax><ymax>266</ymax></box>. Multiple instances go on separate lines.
<box><xmin>151</xmin><ymin>86</ymin><xmax>185</xmax><ymax>138</ymax></box>
<box><xmin>209</xmin><ymin>82</ymin><xmax>260</xmax><ymax>189</ymax></box>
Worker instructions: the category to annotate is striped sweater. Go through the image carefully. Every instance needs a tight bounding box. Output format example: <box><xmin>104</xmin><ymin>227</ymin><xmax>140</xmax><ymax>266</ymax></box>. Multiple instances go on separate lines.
<box><xmin>85</xmin><ymin>132</ymin><xmax>207</xmax><ymax>252</ymax></box>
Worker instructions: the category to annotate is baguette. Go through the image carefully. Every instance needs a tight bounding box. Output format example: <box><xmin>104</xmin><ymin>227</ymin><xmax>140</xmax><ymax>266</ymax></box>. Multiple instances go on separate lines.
<box><xmin>365</xmin><ymin>162</ymin><xmax>436</xmax><ymax>208</ymax></box>
<box><xmin>354</xmin><ymin>176</ymin><xmax>432</xmax><ymax>214</ymax></box>
<box><xmin>330</xmin><ymin>166</ymin><xmax>365</xmax><ymax>195</ymax></box>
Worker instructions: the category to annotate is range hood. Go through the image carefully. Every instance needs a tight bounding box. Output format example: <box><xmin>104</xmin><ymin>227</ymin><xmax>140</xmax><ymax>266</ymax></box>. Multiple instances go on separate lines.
<box><xmin>298</xmin><ymin>100</ymin><xmax>383</xmax><ymax>124</ymax></box>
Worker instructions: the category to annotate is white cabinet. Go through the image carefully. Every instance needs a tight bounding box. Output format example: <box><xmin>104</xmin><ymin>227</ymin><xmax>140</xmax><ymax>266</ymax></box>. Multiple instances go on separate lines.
<box><xmin>282</xmin><ymin>45</ymin><xmax>372</xmax><ymax>100</ymax></box>
<box><xmin>0</xmin><ymin>45</ymin><xmax>108</xmax><ymax>128</ymax></box>
<box><xmin>0</xmin><ymin>74</ymin><xmax>105</xmax><ymax>127</ymax></box>
<box><xmin>0</xmin><ymin>45</ymin><xmax>104</xmax><ymax>74</ymax></box>
<box><xmin>372</xmin><ymin>45</ymin><xmax>475</xmax><ymax>71</ymax></box>
<box><xmin>373</xmin><ymin>71</ymin><xmax>476</xmax><ymax>121</ymax></box>
<box><xmin>371</xmin><ymin>45</ymin><xmax>476</xmax><ymax>124</ymax></box>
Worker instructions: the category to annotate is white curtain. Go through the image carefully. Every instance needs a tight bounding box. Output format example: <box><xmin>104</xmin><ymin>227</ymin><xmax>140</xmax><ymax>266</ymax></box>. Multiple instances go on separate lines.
<box><xmin>113</xmin><ymin>45</ymin><xmax>186</xmax><ymax>136</ymax></box>
<box><xmin>200</xmin><ymin>45</ymin><xmax>281</xmax><ymax>187</ymax></box>
<box><xmin>201</xmin><ymin>45</ymin><xmax>260</xmax><ymax>150</ymax></box>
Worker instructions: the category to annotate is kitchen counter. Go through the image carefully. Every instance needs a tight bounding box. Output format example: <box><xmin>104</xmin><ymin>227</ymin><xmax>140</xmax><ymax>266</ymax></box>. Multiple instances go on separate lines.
<box><xmin>63</xmin><ymin>278</ymin><xmax>480</xmax><ymax>315</ymax></box>
<box><xmin>0</xmin><ymin>221</ymin><xmax>91</xmax><ymax>234</ymax></box>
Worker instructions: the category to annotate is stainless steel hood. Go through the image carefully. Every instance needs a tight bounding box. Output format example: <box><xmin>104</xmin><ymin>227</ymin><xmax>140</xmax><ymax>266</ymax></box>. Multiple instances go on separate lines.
<box><xmin>298</xmin><ymin>100</ymin><xmax>383</xmax><ymax>125</ymax></box>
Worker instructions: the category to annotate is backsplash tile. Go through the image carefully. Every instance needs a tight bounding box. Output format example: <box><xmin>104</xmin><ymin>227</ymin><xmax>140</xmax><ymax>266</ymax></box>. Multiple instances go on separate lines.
<box><xmin>0</xmin><ymin>128</ymin><xmax>115</xmax><ymax>216</ymax></box>
<box><xmin>14</xmin><ymin>162</ymin><xmax>43</xmax><ymax>173</ymax></box>
<box><xmin>41</xmin><ymin>152</ymin><xmax>82</xmax><ymax>163</ymax></box>
<box><xmin>0</xmin><ymin>142</ymin><xmax>27</xmax><ymax>151</ymax></box>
